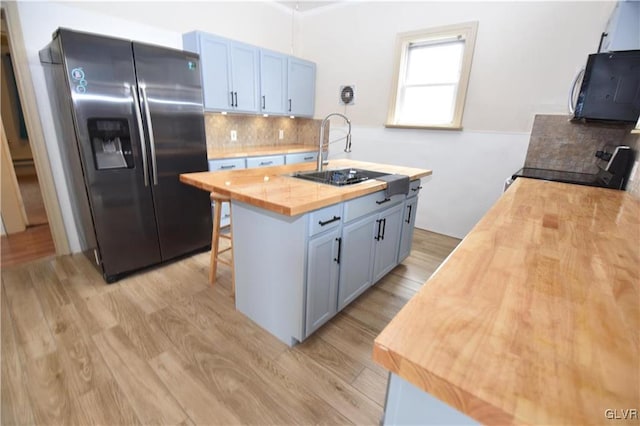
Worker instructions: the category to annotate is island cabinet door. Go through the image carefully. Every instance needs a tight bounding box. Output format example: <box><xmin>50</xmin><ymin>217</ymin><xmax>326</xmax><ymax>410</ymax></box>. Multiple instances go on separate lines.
<box><xmin>338</xmin><ymin>214</ymin><xmax>377</xmax><ymax>310</ymax></box>
<box><xmin>398</xmin><ymin>196</ymin><xmax>418</xmax><ymax>263</ymax></box>
<box><xmin>305</xmin><ymin>228</ymin><xmax>341</xmax><ymax>337</ymax></box>
<box><xmin>373</xmin><ymin>203</ymin><xmax>404</xmax><ymax>283</ymax></box>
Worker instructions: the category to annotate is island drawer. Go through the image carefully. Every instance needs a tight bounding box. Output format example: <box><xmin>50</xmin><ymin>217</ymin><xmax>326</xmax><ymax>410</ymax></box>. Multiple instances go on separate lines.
<box><xmin>208</xmin><ymin>158</ymin><xmax>246</xmax><ymax>171</ymax></box>
<box><xmin>308</xmin><ymin>203</ymin><xmax>343</xmax><ymax>236</ymax></box>
<box><xmin>343</xmin><ymin>190</ymin><xmax>404</xmax><ymax>223</ymax></box>
<box><xmin>246</xmin><ymin>155</ymin><xmax>285</xmax><ymax>168</ymax></box>
<box><xmin>408</xmin><ymin>179</ymin><xmax>422</xmax><ymax>197</ymax></box>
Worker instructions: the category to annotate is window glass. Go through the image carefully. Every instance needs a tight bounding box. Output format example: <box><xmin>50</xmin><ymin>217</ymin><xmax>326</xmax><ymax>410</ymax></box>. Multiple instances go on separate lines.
<box><xmin>386</xmin><ymin>22</ymin><xmax>478</xmax><ymax>129</ymax></box>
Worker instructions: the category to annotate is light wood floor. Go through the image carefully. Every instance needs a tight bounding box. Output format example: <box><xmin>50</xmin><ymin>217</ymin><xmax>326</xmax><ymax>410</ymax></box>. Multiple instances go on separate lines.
<box><xmin>1</xmin><ymin>229</ymin><xmax>460</xmax><ymax>425</ymax></box>
<box><xmin>1</xmin><ymin>173</ymin><xmax>54</xmax><ymax>268</ymax></box>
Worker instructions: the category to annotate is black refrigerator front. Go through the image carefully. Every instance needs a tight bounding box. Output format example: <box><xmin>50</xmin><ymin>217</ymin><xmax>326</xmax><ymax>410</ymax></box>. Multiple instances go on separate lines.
<box><xmin>41</xmin><ymin>28</ymin><xmax>211</xmax><ymax>282</ymax></box>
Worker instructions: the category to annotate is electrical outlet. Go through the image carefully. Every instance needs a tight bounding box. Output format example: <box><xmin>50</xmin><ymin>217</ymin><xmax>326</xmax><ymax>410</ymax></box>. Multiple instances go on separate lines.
<box><xmin>230</xmin><ymin>130</ymin><xmax>237</xmax><ymax>141</ymax></box>
<box><xmin>279</xmin><ymin>129</ymin><xmax>284</xmax><ymax>140</ymax></box>
<box><xmin>629</xmin><ymin>161</ymin><xmax>639</xmax><ymax>181</ymax></box>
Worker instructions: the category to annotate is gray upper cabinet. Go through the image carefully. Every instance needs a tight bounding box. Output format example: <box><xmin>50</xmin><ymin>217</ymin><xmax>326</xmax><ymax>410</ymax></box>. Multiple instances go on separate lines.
<box><xmin>260</xmin><ymin>50</ymin><xmax>288</xmax><ymax>115</ymax></box>
<box><xmin>184</xmin><ymin>31</ymin><xmax>316</xmax><ymax>117</ymax></box>
<box><xmin>183</xmin><ymin>31</ymin><xmax>259</xmax><ymax>113</ymax></box>
<box><xmin>288</xmin><ymin>57</ymin><xmax>316</xmax><ymax>117</ymax></box>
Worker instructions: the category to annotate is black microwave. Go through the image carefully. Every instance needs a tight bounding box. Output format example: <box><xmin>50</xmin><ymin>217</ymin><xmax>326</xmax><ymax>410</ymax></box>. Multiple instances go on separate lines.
<box><xmin>571</xmin><ymin>50</ymin><xmax>640</xmax><ymax>123</ymax></box>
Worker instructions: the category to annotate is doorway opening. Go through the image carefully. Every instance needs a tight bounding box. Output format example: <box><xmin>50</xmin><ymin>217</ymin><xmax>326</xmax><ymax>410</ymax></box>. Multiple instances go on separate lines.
<box><xmin>0</xmin><ymin>10</ymin><xmax>55</xmax><ymax>267</ymax></box>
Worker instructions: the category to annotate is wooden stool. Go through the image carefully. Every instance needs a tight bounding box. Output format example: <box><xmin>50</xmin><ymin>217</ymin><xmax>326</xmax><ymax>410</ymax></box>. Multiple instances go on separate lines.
<box><xmin>210</xmin><ymin>193</ymin><xmax>234</xmax><ymax>292</ymax></box>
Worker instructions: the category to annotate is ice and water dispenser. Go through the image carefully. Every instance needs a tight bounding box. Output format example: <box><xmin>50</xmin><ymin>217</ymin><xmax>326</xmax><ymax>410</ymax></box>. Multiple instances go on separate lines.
<box><xmin>88</xmin><ymin>118</ymin><xmax>134</xmax><ymax>170</ymax></box>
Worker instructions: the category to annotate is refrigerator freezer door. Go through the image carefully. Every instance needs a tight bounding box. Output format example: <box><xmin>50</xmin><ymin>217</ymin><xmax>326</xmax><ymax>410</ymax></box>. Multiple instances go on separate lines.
<box><xmin>57</xmin><ymin>29</ymin><xmax>162</xmax><ymax>278</ymax></box>
<box><xmin>132</xmin><ymin>43</ymin><xmax>212</xmax><ymax>261</ymax></box>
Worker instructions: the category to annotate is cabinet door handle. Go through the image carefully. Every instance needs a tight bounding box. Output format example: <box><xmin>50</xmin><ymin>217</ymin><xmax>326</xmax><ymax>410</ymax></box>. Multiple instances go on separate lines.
<box><xmin>220</xmin><ymin>164</ymin><xmax>236</xmax><ymax>170</ymax></box>
<box><xmin>230</xmin><ymin>91</ymin><xmax>234</xmax><ymax>107</ymax></box>
<box><xmin>262</xmin><ymin>95</ymin><xmax>266</xmax><ymax>109</ymax></box>
<box><xmin>376</xmin><ymin>198</ymin><xmax>391</xmax><ymax>205</ymax></box>
<box><xmin>259</xmin><ymin>161</ymin><xmax>273</xmax><ymax>166</ymax></box>
<box><xmin>411</xmin><ymin>186</ymin><xmax>423</xmax><ymax>192</ymax></box>
<box><xmin>288</xmin><ymin>99</ymin><xmax>292</xmax><ymax>112</ymax></box>
<box><xmin>406</xmin><ymin>205</ymin><xmax>412</xmax><ymax>224</ymax></box>
<box><xmin>234</xmin><ymin>92</ymin><xmax>238</xmax><ymax>107</ymax></box>
<box><xmin>334</xmin><ymin>237</ymin><xmax>342</xmax><ymax>264</ymax></box>
<box><xmin>381</xmin><ymin>218</ymin><xmax>386</xmax><ymax>240</ymax></box>
<box><xmin>375</xmin><ymin>219</ymin><xmax>382</xmax><ymax>241</ymax></box>
<box><xmin>319</xmin><ymin>215</ymin><xmax>340</xmax><ymax>226</ymax></box>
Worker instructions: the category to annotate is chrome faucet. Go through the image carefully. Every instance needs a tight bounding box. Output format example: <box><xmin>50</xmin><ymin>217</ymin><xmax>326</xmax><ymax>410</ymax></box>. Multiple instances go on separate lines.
<box><xmin>317</xmin><ymin>112</ymin><xmax>352</xmax><ymax>172</ymax></box>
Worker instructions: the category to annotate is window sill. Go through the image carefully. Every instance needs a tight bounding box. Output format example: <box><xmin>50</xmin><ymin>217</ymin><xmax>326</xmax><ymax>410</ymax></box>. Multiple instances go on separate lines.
<box><xmin>384</xmin><ymin>123</ymin><xmax>463</xmax><ymax>131</ymax></box>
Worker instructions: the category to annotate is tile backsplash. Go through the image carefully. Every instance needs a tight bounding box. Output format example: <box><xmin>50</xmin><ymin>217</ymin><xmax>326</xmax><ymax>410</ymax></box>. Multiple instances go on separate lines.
<box><xmin>524</xmin><ymin>115</ymin><xmax>631</xmax><ymax>174</ymax></box>
<box><xmin>204</xmin><ymin>114</ymin><xmax>323</xmax><ymax>151</ymax></box>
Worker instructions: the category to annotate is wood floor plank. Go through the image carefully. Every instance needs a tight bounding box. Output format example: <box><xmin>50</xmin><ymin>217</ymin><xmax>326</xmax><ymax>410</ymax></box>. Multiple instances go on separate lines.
<box><xmin>23</xmin><ymin>351</ymin><xmax>85</xmax><ymax>425</ymax></box>
<box><xmin>78</xmin><ymin>384</ymin><xmax>141</xmax><ymax>426</ymax></box>
<box><xmin>314</xmin><ymin>312</ymin><xmax>388</xmax><ymax>378</ymax></box>
<box><xmin>2</xmin><ymin>268</ymin><xmax>56</xmax><ymax>360</ymax></box>
<box><xmin>92</xmin><ymin>326</ymin><xmax>188</xmax><ymax>425</ymax></box>
<box><xmin>1</xmin><ymin>286</ymin><xmax>37</xmax><ymax>426</ymax></box>
<box><xmin>151</xmin><ymin>301</ymin><xmax>351</xmax><ymax>425</ymax></box>
<box><xmin>47</xmin><ymin>304</ymin><xmax>113</xmax><ymax>398</ymax></box>
<box><xmin>149</xmin><ymin>304</ymin><xmax>301</xmax><ymax>425</ymax></box>
<box><xmin>98</xmin><ymin>289</ymin><xmax>171</xmax><ymax>360</ymax></box>
<box><xmin>0</xmin><ymin>228</ymin><xmax>460</xmax><ymax>425</ymax></box>
<box><xmin>0</xmin><ymin>224</ymin><xmax>55</xmax><ymax>268</ymax></box>
<box><xmin>149</xmin><ymin>350</ymin><xmax>242</xmax><ymax>425</ymax></box>
<box><xmin>276</xmin><ymin>349</ymin><xmax>383</xmax><ymax>425</ymax></box>
<box><xmin>352</xmin><ymin>366</ymin><xmax>388</xmax><ymax>407</ymax></box>
<box><xmin>294</xmin><ymin>334</ymin><xmax>365</xmax><ymax>383</ymax></box>
<box><xmin>186</xmin><ymin>289</ymin><xmax>288</xmax><ymax>361</ymax></box>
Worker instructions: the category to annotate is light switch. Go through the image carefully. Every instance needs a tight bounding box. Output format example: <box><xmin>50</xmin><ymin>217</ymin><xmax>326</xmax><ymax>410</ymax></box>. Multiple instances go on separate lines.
<box><xmin>230</xmin><ymin>130</ymin><xmax>237</xmax><ymax>141</ymax></box>
<box><xmin>279</xmin><ymin>129</ymin><xmax>284</xmax><ymax>140</ymax></box>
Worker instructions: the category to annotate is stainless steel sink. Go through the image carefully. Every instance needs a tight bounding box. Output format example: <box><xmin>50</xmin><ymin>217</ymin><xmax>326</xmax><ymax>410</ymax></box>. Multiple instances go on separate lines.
<box><xmin>292</xmin><ymin>168</ymin><xmax>389</xmax><ymax>186</ymax></box>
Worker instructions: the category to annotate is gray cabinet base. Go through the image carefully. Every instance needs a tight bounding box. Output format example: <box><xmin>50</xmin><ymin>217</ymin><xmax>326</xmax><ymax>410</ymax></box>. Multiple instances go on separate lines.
<box><xmin>383</xmin><ymin>373</ymin><xmax>478</xmax><ymax>425</ymax></box>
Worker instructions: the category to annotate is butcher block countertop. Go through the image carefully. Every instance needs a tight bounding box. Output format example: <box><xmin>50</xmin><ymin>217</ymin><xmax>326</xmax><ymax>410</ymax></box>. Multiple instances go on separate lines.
<box><xmin>180</xmin><ymin>159</ymin><xmax>431</xmax><ymax>216</ymax></box>
<box><xmin>373</xmin><ymin>178</ymin><xmax>639</xmax><ymax>425</ymax></box>
<box><xmin>208</xmin><ymin>144</ymin><xmax>317</xmax><ymax>159</ymax></box>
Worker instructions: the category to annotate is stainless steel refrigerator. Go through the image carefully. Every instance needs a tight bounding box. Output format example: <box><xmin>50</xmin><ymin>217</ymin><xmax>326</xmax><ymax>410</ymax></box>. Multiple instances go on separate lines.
<box><xmin>40</xmin><ymin>28</ymin><xmax>212</xmax><ymax>282</ymax></box>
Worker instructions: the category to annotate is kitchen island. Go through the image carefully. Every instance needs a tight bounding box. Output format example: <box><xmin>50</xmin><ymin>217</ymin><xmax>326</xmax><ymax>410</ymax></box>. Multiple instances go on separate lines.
<box><xmin>181</xmin><ymin>159</ymin><xmax>432</xmax><ymax>345</ymax></box>
<box><xmin>373</xmin><ymin>178</ymin><xmax>639</xmax><ymax>425</ymax></box>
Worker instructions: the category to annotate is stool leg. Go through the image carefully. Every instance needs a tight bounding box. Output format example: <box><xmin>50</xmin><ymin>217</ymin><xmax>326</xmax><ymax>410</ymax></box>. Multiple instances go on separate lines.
<box><xmin>209</xmin><ymin>197</ymin><xmax>222</xmax><ymax>285</ymax></box>
<box><xmin>228</xmin><ymin>202</ymin><xmax>235</xmax><ymax>295</ymax></box>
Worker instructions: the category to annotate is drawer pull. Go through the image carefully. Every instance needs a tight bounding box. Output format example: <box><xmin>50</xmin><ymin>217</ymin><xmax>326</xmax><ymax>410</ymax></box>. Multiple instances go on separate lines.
<box><xmin>220</xmin><ymin>164</ymin><xmax>236</xmax><ymax>170</ymax></box>
<box><xmin>260</xmin><ymin>161</ymin><xmax>273</xmax><ymax>166</ymax></box>
<box><xmin>319</xmin><ymin>215</ymin><xmax>340</xmax><ymax>226</ymax></box>
<box><xmin>304</xmin><ymin>156</ymin><xmax>314</xmax><ymax>160</ymax></box>
<box><xmin>411</xmin><ymin>186</ymin><xmax>423</xmax><ymax>192</ymax></box>
<box><xmin>376</xmin><ymin>198</ymin><xmax>391</xmax><ymax>205</ymax></box>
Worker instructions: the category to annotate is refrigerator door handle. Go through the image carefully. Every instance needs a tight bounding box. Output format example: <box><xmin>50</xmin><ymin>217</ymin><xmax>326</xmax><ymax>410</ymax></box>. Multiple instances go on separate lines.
<box><xmin>130</xmin><ymin>84</ymin><xmax>149</xmax><ymax>187</ymax></box>
<box><xmin>140</xmin><ymin>84</ymin><xmax>159</xmax><ymax>186</ymax></box>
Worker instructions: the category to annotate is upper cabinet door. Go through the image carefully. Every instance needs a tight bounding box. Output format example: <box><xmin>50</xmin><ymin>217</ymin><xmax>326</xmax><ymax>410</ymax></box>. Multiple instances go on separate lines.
<box><xmin>260</xmin><ymin>50</ymin><xmax>288</xmax><ymax>115</ymax></box>
<box><xmin>230</xmin><ymin>42</ymin><xmax>260</xmax><ymax>113</ymax></box>
<box><xmin>183</xmin><ymin>33</ymin><xmax>233</xmax><ymax>111</ymax></box>
<box><xmin>183</xmin><ymin>32</ymin><xmax>258</xmax><ymax>113</ymax></box>
<box><xmin>288</xmin><ymin>57</ymin><xmax>316</xmax><ymax>117</ymax></box>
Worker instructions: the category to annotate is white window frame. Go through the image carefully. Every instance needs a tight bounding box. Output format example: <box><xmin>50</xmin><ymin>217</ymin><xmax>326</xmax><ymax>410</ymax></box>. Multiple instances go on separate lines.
<box><xmin>386</xmin><ymin>22</ymin><xmax>478</xmax><ymax>130</ymax></box>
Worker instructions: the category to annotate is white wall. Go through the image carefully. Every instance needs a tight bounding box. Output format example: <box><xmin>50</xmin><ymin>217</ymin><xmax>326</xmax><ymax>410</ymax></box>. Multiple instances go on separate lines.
<box><xmin>15</xmin><ymin>1</ymin><xmax>618</xmax><ymax>248</ymax></box>
<box><xmin>301</xmin><ymin>1</ymin><xmax>614</xmax><ymax>237</ymax></box>
<box><xmin>15</xmin><ymin>0</ymin><xmax>294</xmax><ymax>252</ymax></box>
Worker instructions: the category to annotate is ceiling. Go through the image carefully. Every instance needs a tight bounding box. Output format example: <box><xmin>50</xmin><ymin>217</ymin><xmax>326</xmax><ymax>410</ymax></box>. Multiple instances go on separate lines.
<box><xmin>277</xmin><ymin>1</ymin><xmax>342</xmax><ymax>12</ymax></box>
